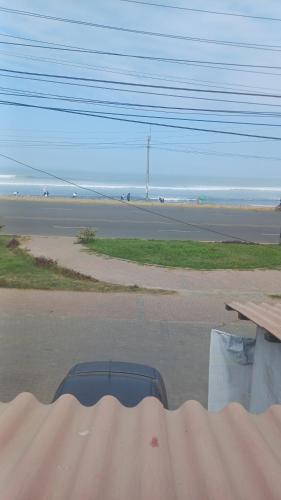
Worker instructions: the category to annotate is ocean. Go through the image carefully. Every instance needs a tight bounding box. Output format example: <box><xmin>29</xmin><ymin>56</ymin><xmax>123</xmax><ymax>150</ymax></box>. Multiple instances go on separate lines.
<box><xmin>0</xmin><ymin>174</ymin><xmax>281</xmax><ymax>207</ymax></box>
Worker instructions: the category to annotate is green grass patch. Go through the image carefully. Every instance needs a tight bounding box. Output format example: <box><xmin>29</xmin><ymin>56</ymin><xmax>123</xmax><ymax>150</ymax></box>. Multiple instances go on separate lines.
<box><xmin>0</xmin><ymin>236</ymin><xmax>160</xmax><ymax>293</ymax></box>
<box><xmin>85</xmin><ymin>238</ymin><xmax>281</xmax><ymax>270</ymax></box>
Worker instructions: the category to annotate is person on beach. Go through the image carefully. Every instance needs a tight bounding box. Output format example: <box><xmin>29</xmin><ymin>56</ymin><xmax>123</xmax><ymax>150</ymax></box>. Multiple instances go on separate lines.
<box><xmin>72</xmin><ymin>192</ymin><xmax>77</xmax><ymax>198</ymax></box>
<box><xmin>126</xmin><ymin>192</ymin><xmax>131</xmax><ymax>201</ymax></box>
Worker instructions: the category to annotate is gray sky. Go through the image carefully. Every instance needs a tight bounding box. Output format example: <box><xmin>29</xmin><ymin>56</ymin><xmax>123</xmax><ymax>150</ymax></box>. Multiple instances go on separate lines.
<box><xmin>1</xmin><ymin>0</ymin><xmax>281</xmax><ymax>184</ymax></box>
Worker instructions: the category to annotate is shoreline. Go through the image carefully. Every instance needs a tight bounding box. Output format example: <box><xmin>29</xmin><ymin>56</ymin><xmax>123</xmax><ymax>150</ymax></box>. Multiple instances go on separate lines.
<box><xmin>0</xmin><ymin>195</ymin><xmax>276</xmax><ymax>211</ymax></box>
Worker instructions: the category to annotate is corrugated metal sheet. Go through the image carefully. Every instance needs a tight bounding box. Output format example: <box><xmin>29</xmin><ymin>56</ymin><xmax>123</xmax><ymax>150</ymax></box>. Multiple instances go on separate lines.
<box><xmin>226</xmin><ymin>301</ymin><xmax>281</xmax><ymax>340</ymax></box>
<box><xmin>1</xmin><ymin>393</ymin><xmax>281</xmax><ymax>499</ymax></box>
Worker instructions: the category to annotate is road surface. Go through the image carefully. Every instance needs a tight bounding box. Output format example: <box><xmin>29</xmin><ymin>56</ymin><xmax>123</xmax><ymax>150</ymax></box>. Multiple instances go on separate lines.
<box><xmin>1</xmin><ymin>199</ymin><xmax>281</xmax><ymax>242</ymax></box>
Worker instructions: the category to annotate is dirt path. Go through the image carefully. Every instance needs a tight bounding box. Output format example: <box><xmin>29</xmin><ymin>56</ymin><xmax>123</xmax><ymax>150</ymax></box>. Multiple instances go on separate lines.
<box><xmin>22</xmin><ymin>236</ymin><xmax>281</xmax><ymax>297</ymax></box>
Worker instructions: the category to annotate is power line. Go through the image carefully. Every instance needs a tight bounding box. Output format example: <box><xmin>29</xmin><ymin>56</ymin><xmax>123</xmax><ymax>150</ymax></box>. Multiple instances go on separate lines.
<box><xmin>120</xmin><ymin>0</ymin><xmax>281</xmax><ymax>23</ymax></box>
<box><xmin>0</xmin><ymin>143</ymin><xmax>144</xmax><ymax>150</ymax></box>
<box><xmin>2</xmin><ymin>86</ymin><xmax>281</xmax><ymax>116</ymax></box>
<box><xmin>4</xmin><ymin>72</ymin><xmax>281</xmax><ymax>109</ymax></box>
<box><xmin>2</xmin><ymin>99</ymin><xmax>281</xmax><ymax>140</ymax></box>
<box><xmin>1</xmin><ymin>135</ymin><xmax>279</xmax><ymax>160</ymax></box>
<box><xmin>154</xmin><ymin>138</ymin><xmax>272</xmax><ymax>145</ymax></box>
<box><xmin>0</xmin><ymin>131</ymin><xmax>272</xmax><ymax>145</ymax></box>
<box><xmin>3</xmin><ymin>48</ymin><xmax>281</xmax><ymax>94</ymax></box>
<box><xmin>0</xmin><ymin>5</ymin><xmax>281</xmax><ymax>52</ymax></box>
<box><xmin>2</xmin><ymin>34</ymin><xmax>281</xmax><ymax>78</ymax></box>
<box><xmin>2</xmin><ymin>88</ymin><xmax>280</xmax><ymax>126</ymax></box>
<box><xmin>0</xmin><ymin>151</ymin><xmax>255</xmax><ymax>243</ymax></box>
<box><xmin>2</xmin><ymin>32</ymin><xmax>281</xmax><ymax>71</ymax></box>
<box><xmin>152</xmin><ymin>146</ymin><xmax>281</xmax><ymax>162</ymax></box>
<box><xmin>0</xmin><ymin>139</ymin><xmax>144</xmax><ymax>145</ymax></box>
<box><xmin>1</xmin><ymin>67</ymin><xmax>281</xmax><ymax>99</ymax></box>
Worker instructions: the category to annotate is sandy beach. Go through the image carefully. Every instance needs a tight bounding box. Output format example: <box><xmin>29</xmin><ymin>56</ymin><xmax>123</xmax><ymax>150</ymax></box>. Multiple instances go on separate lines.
<box><xmin>0</xmin><ymin>195</ymin><xmax>275</xmax><ymax>211</ymax></box>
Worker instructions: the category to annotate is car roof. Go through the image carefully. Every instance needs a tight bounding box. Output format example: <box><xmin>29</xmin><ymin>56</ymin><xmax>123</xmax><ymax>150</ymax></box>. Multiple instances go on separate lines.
<box><xmin>69</xmin><ymin>361</ymin><xmax>160</xmax><ymax>380</ymax></box>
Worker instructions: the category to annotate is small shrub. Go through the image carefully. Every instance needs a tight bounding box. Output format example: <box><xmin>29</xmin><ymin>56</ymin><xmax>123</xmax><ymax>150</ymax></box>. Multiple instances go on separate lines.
<box><xmin>77</xmin><ymin>227</ymin><xmax>97</xmax><ymax>244</ymax></box>
<box><xmin>6</xmin><ymin>238</ymin><xmax>20</xmax><ymax>249</ymax></box>
<box><xmin>58</xmin><ymin>267</ymin><xmax>97</xmax><ymax>282</ymax></box>
<box><xmin>34</xmin><ymin>256</ymin><xmax>57</xmax><ymax>268</ymax></box>
<box><xmin>130</xmin><ymin>284</ymin><xmax>139</xmax><ymax>290</ymax></box>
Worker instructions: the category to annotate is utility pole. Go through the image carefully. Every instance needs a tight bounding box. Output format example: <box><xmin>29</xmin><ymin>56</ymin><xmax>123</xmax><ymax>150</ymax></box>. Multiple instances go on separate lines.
<box><xmin>145</xmin><ymin>130</ymin><xmax>151</xmax><ymax>201</ymax></box>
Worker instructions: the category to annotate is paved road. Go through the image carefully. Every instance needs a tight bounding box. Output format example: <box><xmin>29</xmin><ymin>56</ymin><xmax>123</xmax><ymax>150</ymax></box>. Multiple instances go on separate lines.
<box><xmin>1</xmin><ymin>199</ymin><xmax>281</xmax><ymax>242</ymax></box>
<box><xmin>0</xmin><ymin>289</ymin><xmax>256</xmax><ymax>409</ymax></box>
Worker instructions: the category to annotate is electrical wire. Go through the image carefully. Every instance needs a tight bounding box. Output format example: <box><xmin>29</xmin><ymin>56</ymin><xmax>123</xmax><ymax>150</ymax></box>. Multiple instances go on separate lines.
<box><xmin>2</xmin><ymin>99</ymin><xmax>281</xmax><ymax>140</ymax></box>
<box><xmin>0</xmin><ymin>127</ymin><xmax>274</xmax><ymax>145</ymax></box>
<box><xmin>152</xmin><ymin>145</ymin><xmax>281</xmax><ymax>162</ymax></box>
<box><xmin>0</xmin><ymin>151</ymin><xmax>256</xmax><ymax>243</ymax></box>
<box><xmin>1</xmin><ymin>136</ymin><xmax>279</xmax><ymax>160</ymax></box>
<box><xmin>2</xmin><ymin>85</ymin><xmax>281</xmax><ymax>116</ymax></box>
<box><xmin>4</xmin><ymin>72</ymin><xmax>281</xmax><ymax>108</ymax></box>
<box><xmin>3</xmin><ymin>48</ymin><xmax>281</xmax><ymax>94</ymax></box>
<box><xmin>0</xmin><ymin>137</ymin><xmax>145</xmax><ymax>149</ymax></box>
<box><xmin>2</xmin><ymin>34</ymin><xmax>281</xmax><ymax>77</ymax></box>
<box><xmin>2</xmin><ymin>67</ymin><xmax>281</xmax><ymax>99</ymax></box>
<box><xmin>0</xmin><ymin>5</ymin><xmax>281</xmax><ymax>52</ymax></box>
<box><xmin>0</xmin><ymin>87</ymin><xmax>281</xmax><ymax>118</ymax></box>
<box><xmin>2</xmin><ymin>89</ymin><xmax>280</xmax><ymax>127</ymax></box>
<box><xmin>120</xmin><ymin>0</ymin><xmax>281</xmax><ymax>23</ymax></box>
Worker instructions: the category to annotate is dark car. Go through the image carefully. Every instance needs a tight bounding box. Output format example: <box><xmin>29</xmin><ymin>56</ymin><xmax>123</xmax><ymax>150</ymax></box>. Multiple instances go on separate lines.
<box><xmin>53</xmin><ymin>361</ymin><xmax>168</xmax><ymax>408</ymax></box>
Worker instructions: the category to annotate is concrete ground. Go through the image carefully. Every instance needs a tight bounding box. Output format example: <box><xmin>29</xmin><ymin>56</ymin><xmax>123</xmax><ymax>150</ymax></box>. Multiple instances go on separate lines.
<box><xmin>0</xmin><ymin>289</ymin><xmax>256</xmax><ymax>409</ymax></box>
<box><xmin>2</xmin><ymin>235</ymin><xmax>279</xmax><ymax>409</ymax></box>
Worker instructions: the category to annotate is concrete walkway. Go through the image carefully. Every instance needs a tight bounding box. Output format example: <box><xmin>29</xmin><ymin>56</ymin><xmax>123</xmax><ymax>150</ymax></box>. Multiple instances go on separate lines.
<box><xmin>22</xmin><ymin>236</ymin><xmax>281</xmax><ymax>297</ymax></box>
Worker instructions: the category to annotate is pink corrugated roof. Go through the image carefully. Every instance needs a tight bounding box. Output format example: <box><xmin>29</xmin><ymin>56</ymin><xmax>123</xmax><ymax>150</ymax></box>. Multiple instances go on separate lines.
<box><xmin>226</xmin><ymin>301</ymin><xmax>281</xmax><ymax>340</ymax></box>
<box><xmin>1</xmin><ymin>393</ymin><xmax>281</xmax><ymax>499</ymax></box>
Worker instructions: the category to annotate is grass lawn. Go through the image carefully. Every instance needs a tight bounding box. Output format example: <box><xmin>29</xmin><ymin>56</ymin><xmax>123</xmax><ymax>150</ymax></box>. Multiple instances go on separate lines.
<box><xmin>85</xmin><ymin>238</ymin><xmax>281</xmax><ymax>270</ymax></box>
<box><xmin>0</xmin><ymin>236</ymin><xmax>153</xmax><ymax>292</ymax></box>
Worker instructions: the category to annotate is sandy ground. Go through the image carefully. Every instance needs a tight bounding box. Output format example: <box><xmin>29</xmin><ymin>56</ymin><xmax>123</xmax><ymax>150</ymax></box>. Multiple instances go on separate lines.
<box><xmin>0</xmin><ymin>195</ymin><xmax>274</xmax><ymax>211</ymax></box>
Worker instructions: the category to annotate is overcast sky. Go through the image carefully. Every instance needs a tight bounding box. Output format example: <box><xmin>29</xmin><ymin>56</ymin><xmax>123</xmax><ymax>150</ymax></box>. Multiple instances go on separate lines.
<box><xmin>1</xmin><ymin>0</ymin><xmax>281</xmax><ymax>185</ymax></box>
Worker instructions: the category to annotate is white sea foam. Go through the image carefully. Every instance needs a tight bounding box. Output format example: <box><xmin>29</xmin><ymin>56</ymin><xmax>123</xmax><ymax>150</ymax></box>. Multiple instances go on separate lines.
<box><xmin>0</xmin><ymin>181</ymin><xmax>64</xmax><ymax>187</ymax></box>
<box><xmin>0</xmin><ymin>179</ymin><xmax>280</xmax><ymax>193</ymax></box>
<box><xmin>150</xmin><ymin>185</ymin><xmax>281</xmax><ymax>192</ymax></box>
<box><xmin>69</xmin><ymin>183</ymin><xmax>281</xmax><ymax>192</ymax></box>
